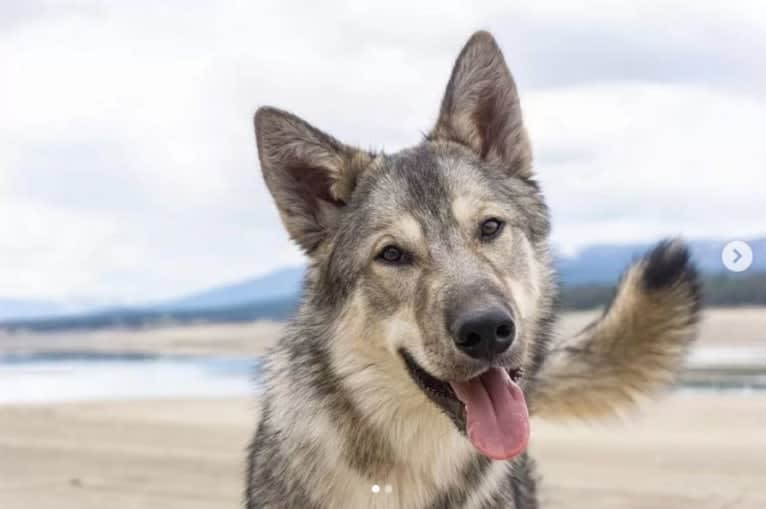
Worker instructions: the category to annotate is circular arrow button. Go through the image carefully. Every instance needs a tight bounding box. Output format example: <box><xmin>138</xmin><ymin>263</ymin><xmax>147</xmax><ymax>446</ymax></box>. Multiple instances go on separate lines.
<box><xmin>721</xmin><ymin>240</ymin><xmax>753</xmax><ymax>273</ymax></box>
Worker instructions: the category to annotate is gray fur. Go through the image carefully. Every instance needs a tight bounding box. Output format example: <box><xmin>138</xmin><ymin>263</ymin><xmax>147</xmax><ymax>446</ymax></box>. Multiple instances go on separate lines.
<box><xmin>246</xmin><ymin>31</ymin><xmax>700</xmax><ymax>508</ymax></box>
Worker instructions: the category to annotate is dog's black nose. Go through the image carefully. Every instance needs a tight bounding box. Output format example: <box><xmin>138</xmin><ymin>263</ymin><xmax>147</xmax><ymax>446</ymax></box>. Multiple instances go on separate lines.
<box><xmin>453</xmin><ymin>308</ymin><xmax>515</xmax><ymax>361</ymax></box>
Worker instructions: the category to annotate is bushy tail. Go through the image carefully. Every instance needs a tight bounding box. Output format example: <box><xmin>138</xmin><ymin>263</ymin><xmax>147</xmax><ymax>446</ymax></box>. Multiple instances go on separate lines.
<box><xmin>529</xmin><ymin>239</ymin><xmax>702</xmax><ymax>420</ymax></box>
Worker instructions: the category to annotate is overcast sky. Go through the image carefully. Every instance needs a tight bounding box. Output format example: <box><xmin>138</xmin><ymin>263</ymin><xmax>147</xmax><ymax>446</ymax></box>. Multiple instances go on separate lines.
<box><xmin>1</xmin><ymin>0</ymin><xmax>764</xmax><ymax>303</ymax></box>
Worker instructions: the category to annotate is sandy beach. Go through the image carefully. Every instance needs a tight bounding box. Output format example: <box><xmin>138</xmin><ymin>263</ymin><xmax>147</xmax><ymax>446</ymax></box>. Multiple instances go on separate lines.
<box><xmin>1</xmin><ymin>308</ymin><xmax>765</xmax><ymax>508</ymax></box>
<box><xmin>1</xmin><ymin>394</ymin><xmax>765</xmax><ymax>508</ymax></box>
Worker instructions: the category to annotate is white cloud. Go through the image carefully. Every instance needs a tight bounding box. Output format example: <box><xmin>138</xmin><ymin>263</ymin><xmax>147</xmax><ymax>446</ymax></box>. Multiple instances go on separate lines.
<box><xmin>0</xmin><ymin>0</ymin><xmax>764</xmax><ymax>301</ymax></box>
<box><xmin>0</xmin><ymin>199</ymin><xmax>117</xmax><ymax>297</ymax></box>
<box><xmin>525</xmin><ymin>82</ymin><xmax>766</xmax><ymax>251</ymax></box>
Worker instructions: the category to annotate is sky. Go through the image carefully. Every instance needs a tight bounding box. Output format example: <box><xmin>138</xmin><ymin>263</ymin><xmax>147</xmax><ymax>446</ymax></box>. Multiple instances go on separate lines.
<box><xmin>1</xmin><ymin>0</ymin><xmax>765</xmax><ymax>303</ymax></box>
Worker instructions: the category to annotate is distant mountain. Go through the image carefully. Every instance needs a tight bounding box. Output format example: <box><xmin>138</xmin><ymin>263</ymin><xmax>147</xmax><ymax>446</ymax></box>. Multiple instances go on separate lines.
<box><xmin>167</xmin><ymin>237</ymin><xmax>762</xmax><ymax>307</ymax></box>
<box><xmin>556</xmin><ymin>238</ymin><xmax>766</xmax><ymax>285</ymax></box>
<box><xmin>156</xmin><ymin>266</ymin><xmax>304</xmax><ymax>311</ymax></box>
<box><xmin>0</xmin><ymin>268</ymin><xmax>305</xmax><ymax>332</ymax></box>
<box><xmin>156</xmin><ymin>238</ymin><xmax>766</xmax><ymax>312</ymax></box>
<box><xmin>0</xmin><ymin>299</ymin><xmax>97</xmax><ymax>322</ymax></box>
<box><xmin>1</xmin><ymin>237</ymin><xmax>763</xmax><ymax>330</ymax></box>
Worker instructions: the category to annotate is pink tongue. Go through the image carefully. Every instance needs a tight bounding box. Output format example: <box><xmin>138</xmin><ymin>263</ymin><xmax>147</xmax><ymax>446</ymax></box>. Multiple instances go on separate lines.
<box><xmin>449</xmin><ymin>368</ymin><xmax>529</xmax><ymax>460</ymax></box>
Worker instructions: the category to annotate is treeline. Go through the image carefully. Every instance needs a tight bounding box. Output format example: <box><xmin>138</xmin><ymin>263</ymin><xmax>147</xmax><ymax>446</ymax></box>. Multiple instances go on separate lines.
<box><xmin>2</xmin><ymin>273</ymin><xmax>764</xmax><ymax>334</ymax></box>
<box><xmin>559</xmin><ymin>272</ymin><xmax>766</xmax><ymax>310</ymax></box>
<box><xmin>0</xmin><ymin>297</ymin><xmax>298</xmax><ymax>334</ymax></box>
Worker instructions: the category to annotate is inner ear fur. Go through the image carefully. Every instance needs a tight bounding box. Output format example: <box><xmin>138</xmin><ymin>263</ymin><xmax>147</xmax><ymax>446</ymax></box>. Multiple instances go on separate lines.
<box><xmin>430</xmin><ymin>31</ymin><xmax>532</xmax><ymax>178</ymax></box>
<box><xmin>255</xmin><ymin>107</ymin><xmax>374</xmax><ymax>253</ymax></box>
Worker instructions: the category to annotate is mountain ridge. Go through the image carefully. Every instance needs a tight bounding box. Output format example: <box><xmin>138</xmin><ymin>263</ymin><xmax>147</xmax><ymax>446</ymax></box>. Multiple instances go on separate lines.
<box><xmin>2</xmin><ymin>237</ymin><xmax>762</xmax><ymax>325</ymax></box>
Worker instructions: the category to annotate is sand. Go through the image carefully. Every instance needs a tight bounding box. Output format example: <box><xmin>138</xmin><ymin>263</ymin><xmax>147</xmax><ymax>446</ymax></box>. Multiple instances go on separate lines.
<box><xmin>532</xmin><ymin>394</ymin><xmax>766</xmax><ymax>508</ymax></box>
<box><xmin>0</xmin><ymin>398</ymin><xmax>255</xmax><ymax>509</ymax></box>
<box><xmin>1</xmin><ymin>394</ymin><xmax>765</xmax><ymax>508</ymax></box>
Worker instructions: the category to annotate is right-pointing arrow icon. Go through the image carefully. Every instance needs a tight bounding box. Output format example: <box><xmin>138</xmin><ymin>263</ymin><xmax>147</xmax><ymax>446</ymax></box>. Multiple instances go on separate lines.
<box><xmin>733</xmin><ymin>249</ymin><xmax>743</xmax><ymax>264</ymax></box>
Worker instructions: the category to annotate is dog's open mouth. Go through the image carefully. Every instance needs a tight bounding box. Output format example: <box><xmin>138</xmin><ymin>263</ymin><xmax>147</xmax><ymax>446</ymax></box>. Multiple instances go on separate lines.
<box><xmin>401</xmin><ymin>350</ymin><xmax>529</xmax><ymax>461</ymax></box>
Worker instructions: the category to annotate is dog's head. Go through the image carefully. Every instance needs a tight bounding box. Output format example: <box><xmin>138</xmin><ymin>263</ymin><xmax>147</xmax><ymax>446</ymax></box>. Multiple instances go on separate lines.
<box><xmin>255</xmin><ymin>32</ymin><xmax>554</xmax><ymax>460</ymax></box>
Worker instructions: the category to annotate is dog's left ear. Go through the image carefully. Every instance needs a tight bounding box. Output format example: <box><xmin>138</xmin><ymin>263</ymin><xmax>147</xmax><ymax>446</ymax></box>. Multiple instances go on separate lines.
<box><xmin>255</xmin><ymin>107</ymin><xmax>373</xmax><ymax>254</ymax></box>
<box><xmin>431</xmin><ymin>31</ymin><xmax>532</xmax><ymax>178</ymax></box>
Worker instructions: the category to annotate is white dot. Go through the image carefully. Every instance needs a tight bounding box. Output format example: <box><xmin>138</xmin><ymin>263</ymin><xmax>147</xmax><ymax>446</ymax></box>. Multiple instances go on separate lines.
<box><xmin>371</xmin><ymin>484</ymin><xmax>380</xmax><ymax>494</ymax></box>
<box><xmin>384</xmin><ymin>484</ymin><xmax>393</xmax><ymax>494</ymax></box>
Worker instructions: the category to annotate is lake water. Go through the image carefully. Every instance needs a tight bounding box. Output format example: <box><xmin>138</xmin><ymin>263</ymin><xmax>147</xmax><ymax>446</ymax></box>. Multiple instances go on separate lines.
<box><xmin>1</xmin><ymin>348</ymin><xmax>764</xmax><ymax>404</ymax></box>
<box><xmin>686</xmin><ymin>347</ymin><xmax>766</xmax><ymax>367</ymax></box>
<box><xmin>0</xmin><ymin>352</ymin><xmax>260</xmax><ymax>404</ymax></box>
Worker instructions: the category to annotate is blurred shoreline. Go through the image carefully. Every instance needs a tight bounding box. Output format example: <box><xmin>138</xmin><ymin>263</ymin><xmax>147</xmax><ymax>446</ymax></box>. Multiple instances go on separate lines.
<box><xmin>2</xmin><ymin>307</ymin><xmax>764</xmax><ymax>353</ymax></box>
<box><xmin>2</xmin><ymin>308</ymin><xmax>764</xmax><ymax>394</ymax></box>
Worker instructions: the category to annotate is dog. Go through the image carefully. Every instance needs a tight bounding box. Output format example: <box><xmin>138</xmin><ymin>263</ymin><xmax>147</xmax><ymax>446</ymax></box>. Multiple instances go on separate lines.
<box><xmin>246</xmin><ymin>31</ymin><xmax>701</xmax><ymax>509</ymax></box>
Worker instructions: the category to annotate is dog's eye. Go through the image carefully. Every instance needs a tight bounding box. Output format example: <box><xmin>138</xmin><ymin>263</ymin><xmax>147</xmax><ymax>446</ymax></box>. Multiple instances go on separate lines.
<box><xmin>377</xmin><ymin>245</ymin><xmax>408</xmax><ymax>264</ymax></box>
<box><xmin>480</xmin><ymin>218</ymin><xmax>504</xmax><ymax>240</ymax></box>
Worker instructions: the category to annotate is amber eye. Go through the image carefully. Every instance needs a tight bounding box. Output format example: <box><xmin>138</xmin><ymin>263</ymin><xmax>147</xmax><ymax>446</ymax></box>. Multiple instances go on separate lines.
<box><xmin>377</xmin><ymin>245</ymin><xmax>408</xmax><ymax>264</ymax></box>
<box><xmin>480</xmin><ymin>218</ymin><xmax>504</xmax><ymax>240</ymax></box>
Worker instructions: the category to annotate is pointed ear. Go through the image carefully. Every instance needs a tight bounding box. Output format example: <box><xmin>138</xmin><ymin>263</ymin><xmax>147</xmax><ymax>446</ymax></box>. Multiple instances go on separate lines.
<box><xmin>431</xmin><ymin>31</ymin><xmax>532</xmax><ymax>177</ymax></box>
<box><xmin>255</xmin><ymin>107</ymin><xmax>373</xmax><ymax>254</ymax></box>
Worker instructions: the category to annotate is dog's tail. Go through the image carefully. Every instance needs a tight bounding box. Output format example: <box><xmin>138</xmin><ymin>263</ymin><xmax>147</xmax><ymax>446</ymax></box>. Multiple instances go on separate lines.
<box><xmin>528</xmin><ymin>239</ymin><xmax>702</xmax><ymax>420</ymax></box>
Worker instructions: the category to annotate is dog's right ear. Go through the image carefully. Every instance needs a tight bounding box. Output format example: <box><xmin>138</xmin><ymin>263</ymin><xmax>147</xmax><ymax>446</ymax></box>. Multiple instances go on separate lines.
<box><xmin>254</xmin><ymin>107</ymin><xmax>373</xmax><ymax>254</ymax></box>
<box><xmin>430</xmin><ymin>31</ymin><xmax>532</xmax><ymax>178</ymax></box>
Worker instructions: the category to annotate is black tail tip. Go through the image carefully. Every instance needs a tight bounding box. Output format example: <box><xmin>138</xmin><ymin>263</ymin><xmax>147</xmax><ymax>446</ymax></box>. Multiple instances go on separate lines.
<box><xmin>641</xmin><ymin>239</ymin><xmax>701</xmax><ymax>295</ymax></box>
